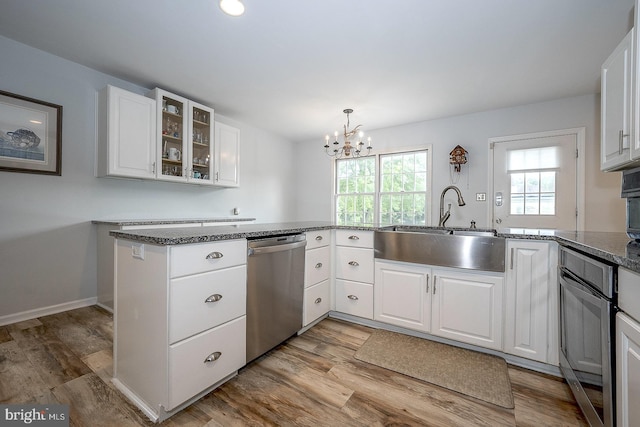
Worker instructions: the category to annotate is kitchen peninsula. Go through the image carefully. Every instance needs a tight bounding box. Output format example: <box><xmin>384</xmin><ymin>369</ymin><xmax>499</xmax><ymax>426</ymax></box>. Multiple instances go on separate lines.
<box><xmin>109</xmin><ymin>221</ymin><xmax>640</xmax><ymax>423</ymax></box>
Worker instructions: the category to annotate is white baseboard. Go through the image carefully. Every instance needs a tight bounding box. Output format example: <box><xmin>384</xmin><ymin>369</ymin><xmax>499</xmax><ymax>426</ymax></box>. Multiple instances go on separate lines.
<box><xmin>0</xmin><ymin>297</ymin><xmax>98</xmax><ymax>326</ymax></box>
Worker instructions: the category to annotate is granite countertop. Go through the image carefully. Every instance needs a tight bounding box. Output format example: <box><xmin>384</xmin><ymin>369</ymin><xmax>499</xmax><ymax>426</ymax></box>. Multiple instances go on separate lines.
<box><xmin>109</xmin><ymin>221</ymin><xmax>334</xmax><ymax>244</ymax></box>
<box><xmin>93</xmin><ymin>217</ymin><xmax>256</xmax><ymax>226</ymax></box>
<box><xmin>109</xmin><ymin>222</ymin><xmax>640</xmax><ymax>273</ymax></box>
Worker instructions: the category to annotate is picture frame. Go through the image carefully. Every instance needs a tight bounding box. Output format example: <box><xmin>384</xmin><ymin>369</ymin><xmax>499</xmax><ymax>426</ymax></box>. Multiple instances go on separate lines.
<box><xmin>0</xmin><ymin>90</ymin><xmax>62</xmax><ymax>176</ymax></box>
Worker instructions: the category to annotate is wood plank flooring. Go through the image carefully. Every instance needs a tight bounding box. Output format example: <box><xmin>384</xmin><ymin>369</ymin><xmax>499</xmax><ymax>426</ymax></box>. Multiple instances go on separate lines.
<box><xmin>0</xmin><ymin>306</ymin><xmax>588</xmax><ymax>426</ymax></box>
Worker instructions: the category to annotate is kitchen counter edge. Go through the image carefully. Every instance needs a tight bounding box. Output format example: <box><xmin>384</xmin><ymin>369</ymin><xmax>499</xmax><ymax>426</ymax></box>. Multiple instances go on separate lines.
<box><xmin>110</xmin><ymin>223</ymin><xmax>640</xmax><ymax>273</ymax></box>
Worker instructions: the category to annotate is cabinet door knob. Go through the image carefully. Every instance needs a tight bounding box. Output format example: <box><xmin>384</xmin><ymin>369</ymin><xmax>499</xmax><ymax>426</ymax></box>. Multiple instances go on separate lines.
<box><xmin>206</xmin><ymin>251</ymin><xmax>224</xmax><ymax>259</ymax></box>
<box><xmin>348</xmin><ymin>235</ymin><xmax>360</xmax><ymax>240</ymax></box>
<box><xmin>348</xmin><ymin>261</ymin><xmax>359</xmax><ymax>266</ymax></box>
<box><xmin>205</xmin><ymin>294</ymin><xmax>223</xmax><ymax>303</ymax></box>
<box><xmin>315</xmin><ymin>262</ymin><xmax>323</xmax><ymax>269</ymax></box>
<box><xmin>315</xmin><ymin>235</ymin><xmax>323</xmax><ymax>241</ymax></box>
<box><xmin>204</xmin><ymin>351</ymin><xmax>222</xmax><ymax>363</ymax></box>
<box><xmin>347</xmin><ymin>294</ymin><xmax>359</xmax><ymax>300</ymax></box>
<box><xmin>315</xmin><ymin>297</ymin><xmax>322</xmax><ymax>304</ymax></box>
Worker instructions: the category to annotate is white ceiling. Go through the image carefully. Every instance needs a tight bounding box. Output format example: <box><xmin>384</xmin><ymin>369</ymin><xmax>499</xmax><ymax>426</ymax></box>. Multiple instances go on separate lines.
<box><xmin>0</xmin><ymin>0</ymin><xmax>635</xmax><ymax>142</ymax></box>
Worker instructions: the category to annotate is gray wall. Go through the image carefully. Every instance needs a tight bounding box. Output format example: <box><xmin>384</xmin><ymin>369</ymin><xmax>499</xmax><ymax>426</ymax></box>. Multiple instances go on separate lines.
<box><xmin>295</xmin><ymin>94</ymin><xmax>626</xmax><ymax>232</ymax></box>
<box><xmin>0</xmin><ymin>33</ymin><xmax>627</xmax><ymax>321</ymax></box>
<box><xmin>0</xmin><ymin>36</ymin><xmax>299</xmax><ymax>319</ymax></box>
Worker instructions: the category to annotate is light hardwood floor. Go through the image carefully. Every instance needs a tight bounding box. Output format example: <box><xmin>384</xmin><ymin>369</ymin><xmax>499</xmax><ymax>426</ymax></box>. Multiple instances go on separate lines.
<box><xmin>0</xmin><ymin>306</ymin><xmax>587</xmax><ymax>426</ymax></box>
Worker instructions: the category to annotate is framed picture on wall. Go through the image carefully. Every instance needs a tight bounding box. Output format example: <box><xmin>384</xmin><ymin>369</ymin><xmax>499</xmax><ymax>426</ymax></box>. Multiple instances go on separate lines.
<box><xmin>0</xmin><ymin>90</ymin><xmax>62</xmax><ymax>176</ymax></box>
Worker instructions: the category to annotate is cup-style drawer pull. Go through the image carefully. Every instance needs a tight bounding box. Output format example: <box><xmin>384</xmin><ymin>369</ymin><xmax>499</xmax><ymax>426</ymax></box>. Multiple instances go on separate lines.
<box><xmin>348</xmin><ymin>261</ymin><xmax>359</xmax><ymax>266</ymax></box>
<box><xmin>315</xmin><ymin>297</ymin><xmax>322</xmax><ymax>304</ymax></box>
<box><xmin>205</xmin><ymin>294</ymin><xmax>223</xmax><ymax>303</ymax></box>
<box><xmin>206</xmin><ymin>251</ymin><xmax>223</xmax><ymax>260</ymax></box>
<box><xmin>347</xmin><ymin>294</ymin><xmax>359</xmax><ymax>300</ymax></box>
<box><xmin>348</xmin><ymin>235</ymin><xmax>360</xmax><ymax>240</ymax></box>
<box><xmin>315</xmin><ymin>235</ymin><xmax>323</xmax><ymax>241</ymax></box>
<box><xmin>204</xmin><ymin>351</ymin><xmax>222</xmax><ymax>363</ymax></box>
<box><xmin>315</xmin><ymin>262</ymin><xmax>323</xmax><ymax>269</ymax></box>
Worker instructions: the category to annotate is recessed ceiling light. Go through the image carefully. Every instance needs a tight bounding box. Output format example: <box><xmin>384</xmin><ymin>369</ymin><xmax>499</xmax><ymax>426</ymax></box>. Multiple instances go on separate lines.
<box><xmin>220</xmin><ymin>0</ymin><xmax>245</xmax><ymax>17</ymax></box>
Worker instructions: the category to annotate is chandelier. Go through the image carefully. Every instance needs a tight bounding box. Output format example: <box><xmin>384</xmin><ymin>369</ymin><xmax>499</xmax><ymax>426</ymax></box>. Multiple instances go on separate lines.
<box><xmin>324</xmin><ymin>108</ymin><xmax>372</xmax><ymax>158</ymax></box>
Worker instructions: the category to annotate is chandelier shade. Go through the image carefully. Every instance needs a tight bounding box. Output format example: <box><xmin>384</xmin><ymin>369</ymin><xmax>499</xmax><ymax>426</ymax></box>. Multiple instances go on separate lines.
<box><xmin>324</xmin><ymin>108</ymin><xmax>372</xmax><ymax>158</ymax></box>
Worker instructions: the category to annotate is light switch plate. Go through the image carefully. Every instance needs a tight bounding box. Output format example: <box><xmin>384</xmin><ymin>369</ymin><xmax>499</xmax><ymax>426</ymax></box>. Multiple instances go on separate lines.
<box><xmin>476</xmin><ymin>193</ymin><xmax>486</xmax><ymax>201</ymax></box>
<box><xmin>132</xmin><ymin>243</ymin><xmax>145</xmax><ymax>260</ymax></box>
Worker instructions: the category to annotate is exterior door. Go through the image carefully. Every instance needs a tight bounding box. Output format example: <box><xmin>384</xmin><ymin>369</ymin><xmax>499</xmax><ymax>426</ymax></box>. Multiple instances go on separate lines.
<box><xmin>490</xmin><ymin>129</ymin><xmax>580</xmax><ymax>230</ymax></box>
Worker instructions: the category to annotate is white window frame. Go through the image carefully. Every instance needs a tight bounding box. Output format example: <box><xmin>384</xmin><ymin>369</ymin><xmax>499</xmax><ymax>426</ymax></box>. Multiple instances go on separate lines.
<box><xmin>331</xmin><ymin>145</ymin><xmax>433</xmax><ymax>225</ymax></box>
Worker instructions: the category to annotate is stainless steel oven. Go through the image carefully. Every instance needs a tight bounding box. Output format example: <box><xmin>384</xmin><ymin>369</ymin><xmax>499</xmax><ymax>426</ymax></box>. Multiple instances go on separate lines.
<box><xmin>559</xmin><ymin>246</ymin><xmax>617</xmax><ymax>427</ymax></box>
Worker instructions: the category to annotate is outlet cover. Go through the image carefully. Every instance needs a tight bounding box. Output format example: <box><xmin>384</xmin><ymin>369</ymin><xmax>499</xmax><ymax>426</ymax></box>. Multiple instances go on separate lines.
<box><xmin>132</xmin><ymin>243</ymin><xmax>145</xmax><ymax>260</ymax></box>
<box><xmin>476</xmin><ymin>193</ymin><xmax>486</xmax><ymax>201</ymax></box>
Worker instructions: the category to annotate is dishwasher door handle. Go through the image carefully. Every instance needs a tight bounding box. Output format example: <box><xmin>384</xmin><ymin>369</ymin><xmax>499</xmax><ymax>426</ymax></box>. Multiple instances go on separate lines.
<box><xmin>248</xmin><ymin>240</ymin><xmax>307</xmax><ymax>256</ymax></box>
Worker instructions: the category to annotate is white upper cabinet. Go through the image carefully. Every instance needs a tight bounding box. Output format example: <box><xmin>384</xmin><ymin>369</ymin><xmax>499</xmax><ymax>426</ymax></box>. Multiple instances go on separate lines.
<box><xmin>214</xmin><ymin>121</ymin><xmax>240</xmax><ymax>187</ymax></box>
<box><xmin>97</xmin><ymin>85</ymin><xmax>156</xmax><ymax>179</ymax></box>
<box><xmin>149</xmin><ymin>88</ymin><xmax>215</xmax><ymax>185</ymax></box>
<box><xmin>601</xmin><ymin>29</ymin><xmax>634</xmax><ymax>171</ymax></box>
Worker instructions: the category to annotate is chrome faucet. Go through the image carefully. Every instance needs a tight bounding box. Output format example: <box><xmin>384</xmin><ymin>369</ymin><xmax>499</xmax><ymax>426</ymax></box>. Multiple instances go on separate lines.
<box><xmin>438</xmin><ymin>185</ymin><xmax>466</xmax><ymax>227</ymax></box>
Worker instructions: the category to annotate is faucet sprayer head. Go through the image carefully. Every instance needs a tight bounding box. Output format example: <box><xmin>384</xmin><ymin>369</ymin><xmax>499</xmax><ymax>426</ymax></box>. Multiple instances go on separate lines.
<box><xmin>457</xmin><ymin>195</ymin><xmax>466</xmax><ymax>206</ymax></box>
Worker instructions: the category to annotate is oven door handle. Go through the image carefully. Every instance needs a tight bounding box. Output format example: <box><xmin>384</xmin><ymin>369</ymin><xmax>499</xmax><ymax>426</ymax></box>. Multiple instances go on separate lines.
<box><xmin>559</xmin><ymin>267</ymin><xmax>606</xmax><ymax>301</ymax></box>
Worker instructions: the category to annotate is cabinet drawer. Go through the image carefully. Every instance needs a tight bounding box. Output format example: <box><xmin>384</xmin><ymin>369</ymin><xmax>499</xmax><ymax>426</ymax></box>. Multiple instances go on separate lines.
<box><xmin>304</xmin><ymin>280</ymin><xmax>331</xmax><ymax>326</ymax></box>
<box><xmin>335</xmin><ymin>229</ymin><xmax>373</xmax><ymax>248</ymax></box>
<box><xmin>169</xmin><ymin>265</ymin><xmax>246</xmax><ymax>343</ymax></box>
<box><xmin>305</xmin><ymin>246</ymin><xmax>330</xmax><ymax>287</ymax></box>
<box><xmin>306</xmin><ymin>229</ymin><xmax>331</xmax><ymax>250</ymax></box>
<box><xmin>170</xmin><ymin>239</ymin><xmax>246</xmax><ymax>278</ymax></box>
<box><xmin>335</xmin><ymin>246</ymin><xmax>374</xmax><ymax>283</ymax></box>
<box><xmin>335</xmin><ymin>279</ymin><xmax>373</xmax><ymax>319</ymax></box>
<box><xmin>168</xmin><ymin>316</ymin><xmax>246</xmax><ymax>410</ymax></box>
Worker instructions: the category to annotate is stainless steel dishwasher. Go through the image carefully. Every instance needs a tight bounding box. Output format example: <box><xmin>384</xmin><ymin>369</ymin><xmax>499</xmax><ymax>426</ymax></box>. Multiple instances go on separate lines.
<box><xmin>246</xmin><ymin>233</ymin><xmax>306</xmax><ymax>363</ymax></box>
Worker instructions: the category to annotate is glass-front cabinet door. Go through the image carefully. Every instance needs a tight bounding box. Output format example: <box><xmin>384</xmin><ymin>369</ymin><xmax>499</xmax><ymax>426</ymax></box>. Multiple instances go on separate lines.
<box><xmin>149</xmin><ymin>88</ymin><xmax>214</xmax><ymax>185</ymax></box>
<box><xmin>188</xmin><ymin>101</ymin><xmax>214</xmax><ymax>184</ymax></box>
<box><xmin>151</xmin><ymin>88</ymin><xmax>188</xmax><ymax>182</ymax></box>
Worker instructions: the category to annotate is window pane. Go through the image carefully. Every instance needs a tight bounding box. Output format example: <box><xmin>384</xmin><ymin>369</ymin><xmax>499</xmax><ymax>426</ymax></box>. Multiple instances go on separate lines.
<box><xmin>525</xmin><ymin>173</ymin><xmax>539</xmax><ymax>193</ymax></box>
<box><xmin>511</xmin><ymin>173</ymin><xmax>524</xmax><ymax>193</ymax></box>
<box><xmin>403</xmin><ymin>154</ymin><xmax>415</xmax><ymax>173</ymax></box>
<box><xmin>525</xmin><ymin>194</ymin><xmax>540</xmax><ymax>215</ymax></box>
<box><xmin>381</xmin><ymin>156</ymin><xmax>392</xmax><ymax>174</ymax></box>
<box><xmin>415</xmin><ymin>172</ymin><xmax>427</xmax><ymax>191</ymax></box>
<box><xmin>540</xmin><ymin>171</ymin><xmax>555</xmax><ymax>192</ymax></box>
<box><xmin>364</xmin><ymin>175</ymin><xmax>375</xmax><ymax>193</ymax></box>
<box><xmin>415</xmin><ymin>152</ymin><xmax>427</xmax><ymax>172</ymax></box>
<box><xmin>540</xmin><ymin>193</ymin><xmax>555</xmax><ymax>215</ymax></box>
<box><xmin>510</xmin><ymin>194</ymin><xmax>524</xmax><ymax>215</ymax></box>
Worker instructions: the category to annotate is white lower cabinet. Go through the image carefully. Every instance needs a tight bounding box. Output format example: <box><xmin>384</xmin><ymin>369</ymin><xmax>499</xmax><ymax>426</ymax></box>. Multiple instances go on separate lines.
<box><xmin>303</xmin><ymin>230</ymin><xmax>331</xmax><ymax>326</ymax></box>
<box><xmin>374</xmin><ymin>261</ymin><xmax>431</xmax><ymax>331</ymax></box>
<box><xmin>504</xmin><ymin>240</ymin><xmax>558</xmax><ymax>364</ymax></box>
<box><xmin>374</xmin><ymin>259</ymin><xmax>504</xmax><ymax>351</ymax></box>
<box><xmin>113</xmin><ymin>238</ymin><xmax>246</xmax><ymax>422</ymax></box>
<box><xmin>169</xmin><ymin>316</ymin><xmax>245</xmax><ymax>409</ymax></box>
<box><xmin>335</xmin><ymin>279</ymin><xmax>374</xmax><ymax>319</ymax></box>
<box><xmin>431</xmin><ymin>269</ymin><xmax>503</xmax><ymax>350</ymax></box>
<box><xmin>617</xmin><ymin>312</ymin><xmax>640</xmax><ymax>427</ymax></box>
<box><xmin>334</xmin><ymin>230</ymin><xmax>375</xmax><ymax>320</ymax></box>
<box><xmin>304</xmin><ymin>280</ymin><xmax>331</xmax><ymax>326</ymax></box>
<box><xmin>617</xmin><ymin>267</ymin><xmax>640</xmax><ymax>427</ymax></box>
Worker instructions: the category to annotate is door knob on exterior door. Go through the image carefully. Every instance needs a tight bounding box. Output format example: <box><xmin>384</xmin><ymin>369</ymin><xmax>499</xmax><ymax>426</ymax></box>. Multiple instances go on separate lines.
<box><xmin>496</xmin><ymin>218</ymin><xmax>502</xmax><ymax>224</ymax></box>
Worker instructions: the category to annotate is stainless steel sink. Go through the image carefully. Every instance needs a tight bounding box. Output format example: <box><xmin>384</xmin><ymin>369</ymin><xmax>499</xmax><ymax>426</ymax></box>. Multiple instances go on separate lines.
<box><xmin>374</xmin><ymin>228</ymin><xmax>505</xmax><ymax>272</ymax></box>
